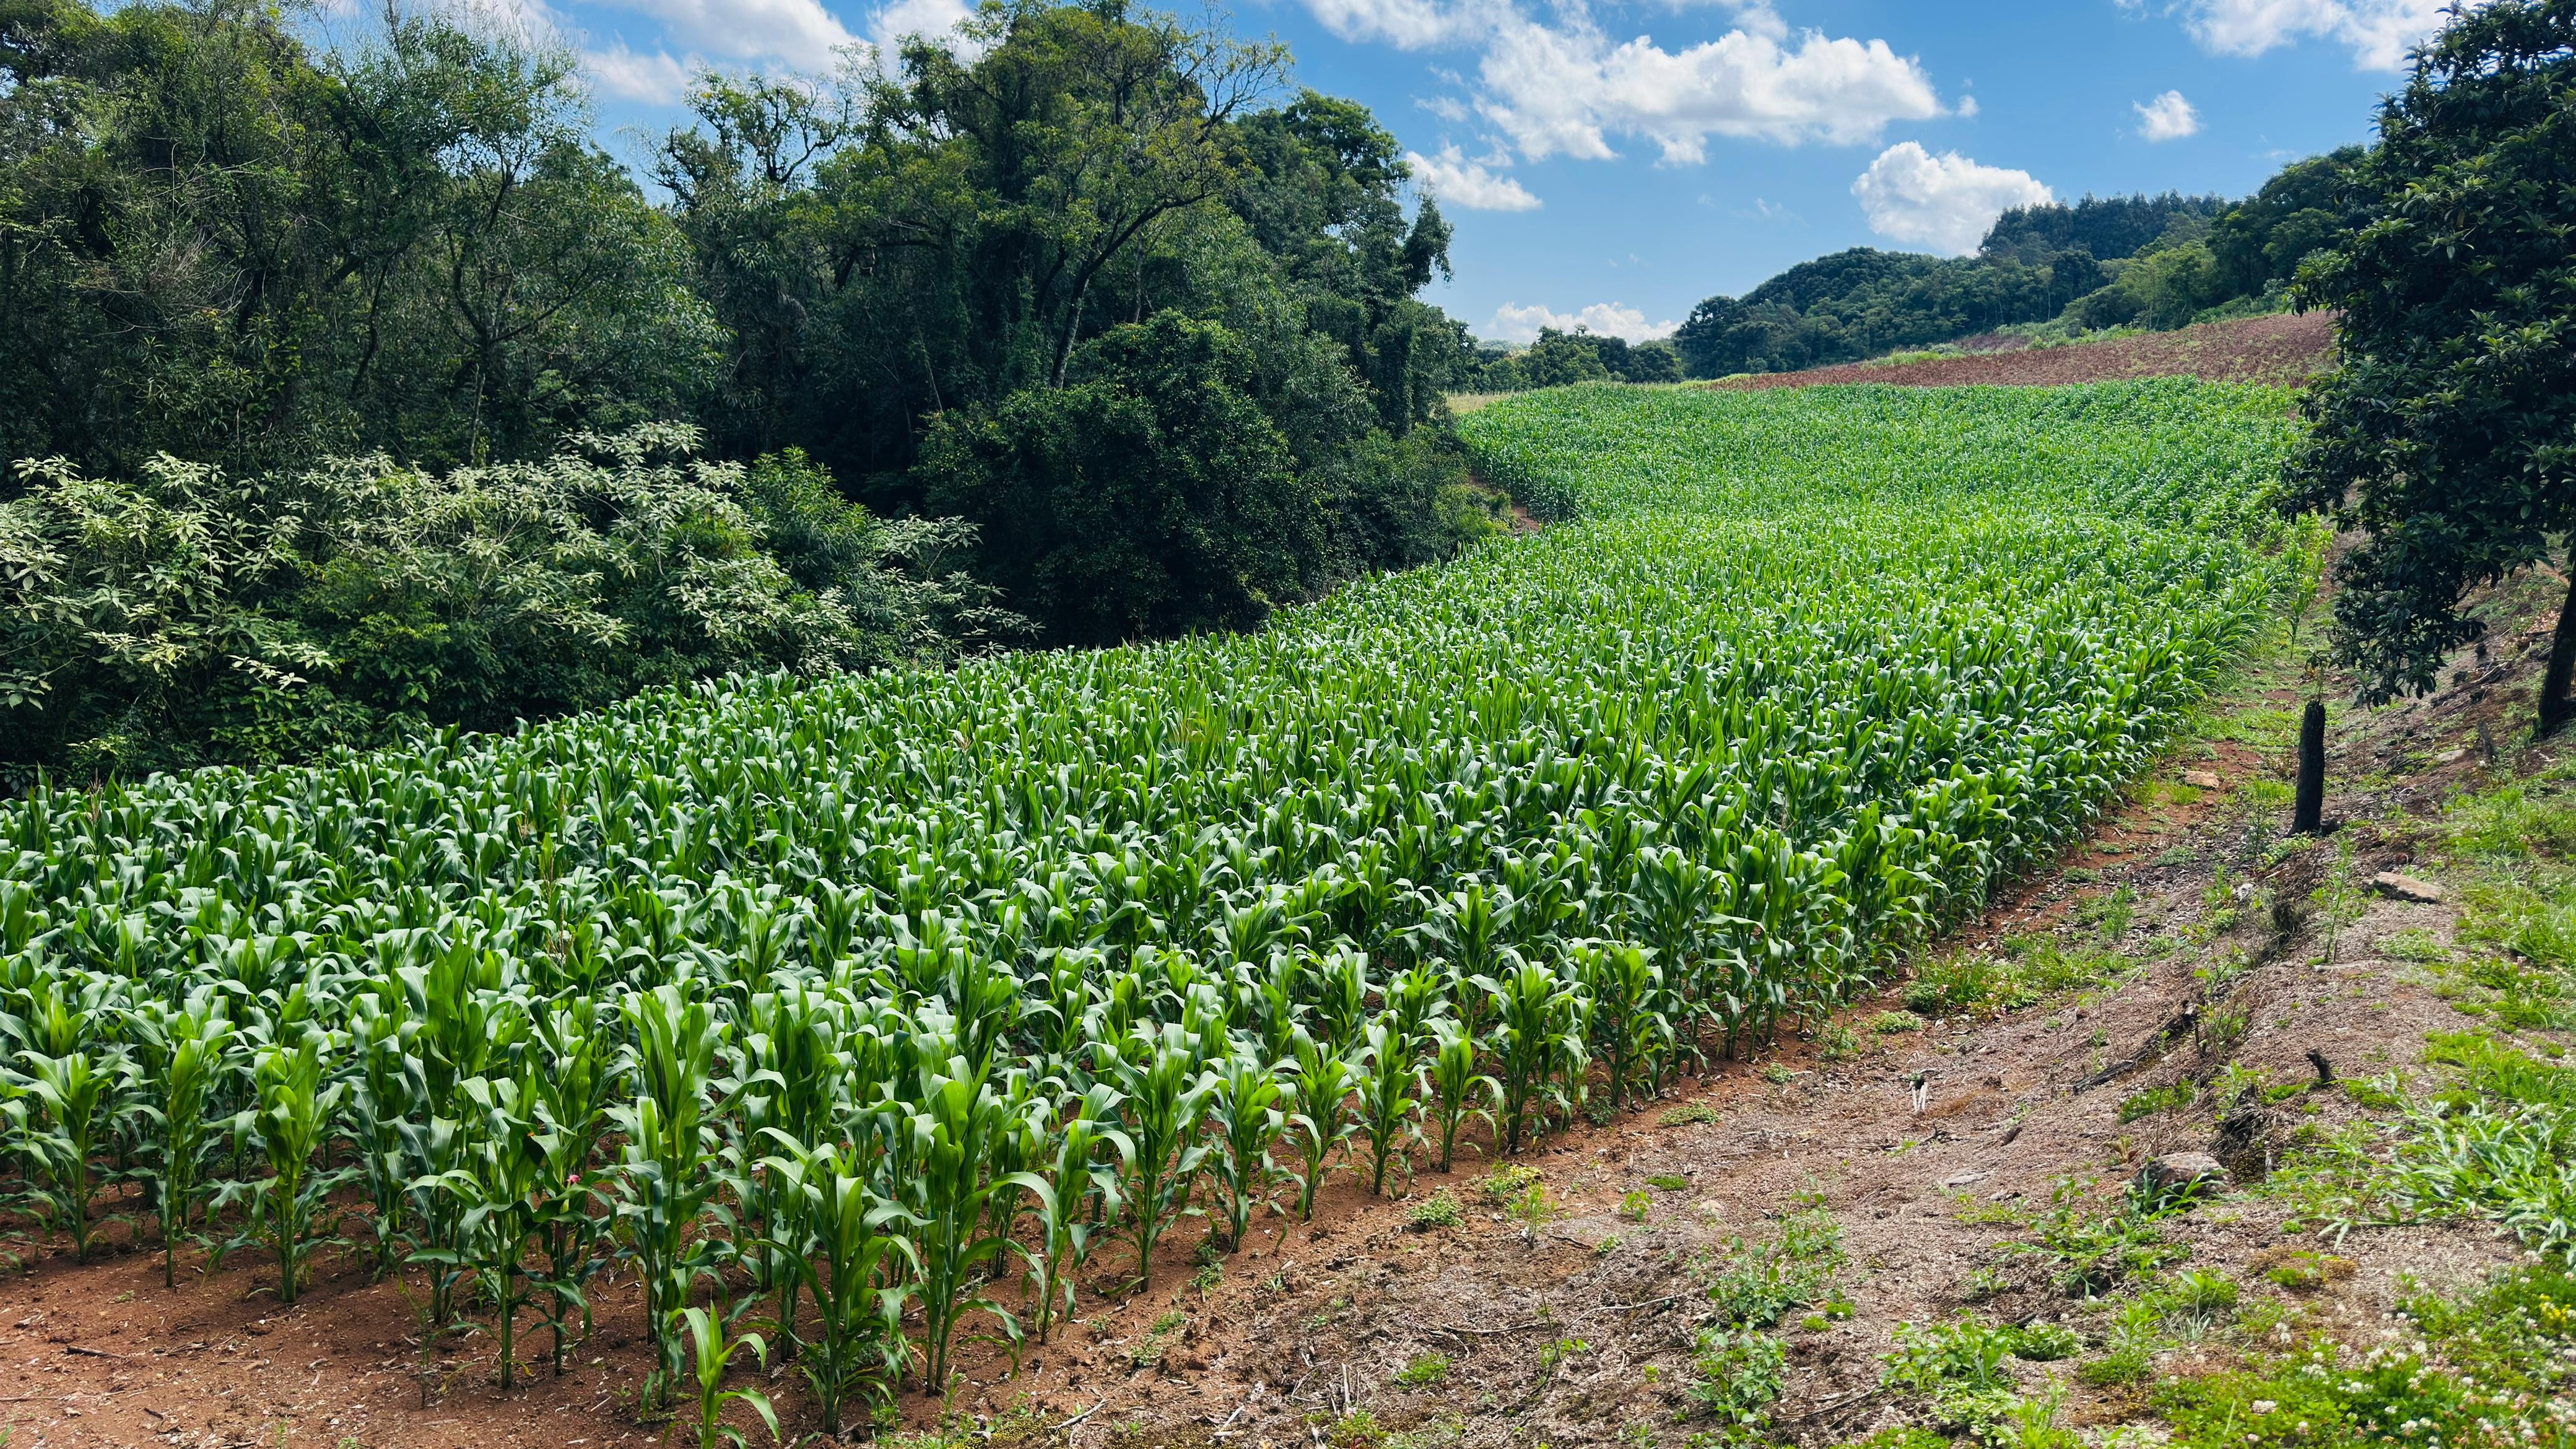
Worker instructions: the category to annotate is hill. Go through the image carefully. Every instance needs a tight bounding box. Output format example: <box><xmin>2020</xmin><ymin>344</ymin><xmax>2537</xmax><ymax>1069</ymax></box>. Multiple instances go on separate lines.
<box><xmin>1712</xmin><ymin>311</ymin><xmax>2336</xmax><ymax>390</ymax></box>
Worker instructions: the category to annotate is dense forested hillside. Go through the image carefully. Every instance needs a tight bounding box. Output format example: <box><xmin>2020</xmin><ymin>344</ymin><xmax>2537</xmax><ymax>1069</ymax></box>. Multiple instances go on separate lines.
<box><xmin>0</xmin><ymin>0</ymin><xmax>1494</xmax><ymax>782</ymax></box>
<box><xmin>1670</xmin><ymin>157</ymin><xmax>2364</xmax><ymax>378</ymax></box>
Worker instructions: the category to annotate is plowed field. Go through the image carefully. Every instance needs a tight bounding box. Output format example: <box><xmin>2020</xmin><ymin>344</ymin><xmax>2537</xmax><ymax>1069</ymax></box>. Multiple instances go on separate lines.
<box><xmin>1713</xmin><ymin>310</ymin><xmax>2334</xmax><ymax>389</ymax></box>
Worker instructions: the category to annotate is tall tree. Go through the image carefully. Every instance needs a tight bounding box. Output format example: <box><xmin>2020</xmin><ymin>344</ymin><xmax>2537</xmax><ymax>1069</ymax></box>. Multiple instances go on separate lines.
<box><xmin>2279</xmin><ymin>0</ymin><xmax>2576</xmax><ymax>731</ymax></box>
<box><xmin>0</xmin><ymin>0</ymin><xmax>716</xmax><ymax>474</ymax></box>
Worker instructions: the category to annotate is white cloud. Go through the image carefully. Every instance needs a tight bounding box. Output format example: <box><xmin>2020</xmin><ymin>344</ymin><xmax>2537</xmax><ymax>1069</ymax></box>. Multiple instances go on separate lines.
<box><xmin>585</xmin><ymin>41</ymin><xmax>693</xmax><ymax>102</ymax></box>
<box><xmin>866</xmin><ymin>0</ymin><xmax>977</xmax><ymax>48</ymax></box>
<box><xmin>2160</xmin><ymin>0</ymin><xmax>2450</xmax><ymax>70</ymax></box>
<box><xmin>1486</xmin><ymin>301</ymin><xmax>1678</xmax><ymax>344</ymax></box>
<box><xmin>2134</xmin><ymin>89</ymin><xmax>2201</xmax><ymax>141</ymax></box>
<box><xmin>599</xmin><ymin>0</ymin><xmax>853</xmax><ymax>62</ymax></box>
<box><xmin>1302</xmin><ymin>0</ymin><xmax>1491</xmax><ymax>50</ymax></box>
<box><xmin>1406</xmin><ymin>145</ymin><xmax>1543</xmax><ymax>211</ymax></box>
<box><xmin>1851</xmin><ymin>141</ymin><xmax>2052</xmax><ymax>255</ymax></box>
<box><xmin>1481</xmin><ymin>12</ymin><xmax>1943</xmax><ymax>162</ymax></box>
<box><xmin>1297</xmin><ymin>1</ymin><xmax>1944</xmax><ymax>163</ymax></box>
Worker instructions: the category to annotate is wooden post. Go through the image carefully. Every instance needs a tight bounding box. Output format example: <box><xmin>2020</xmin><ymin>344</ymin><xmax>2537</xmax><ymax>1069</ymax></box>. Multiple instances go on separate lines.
<box><xmin>2293</xmin><ymin>698</ymin><xmax>2326</xmax><ymax>834</ymax></box>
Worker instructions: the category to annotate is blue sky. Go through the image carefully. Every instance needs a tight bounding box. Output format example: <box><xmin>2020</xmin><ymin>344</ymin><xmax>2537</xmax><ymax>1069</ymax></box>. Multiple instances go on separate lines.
<box><xmin>497</xmin><ymin>0</ymin><xmax>2440</xmax><ymax>344</ymax></box>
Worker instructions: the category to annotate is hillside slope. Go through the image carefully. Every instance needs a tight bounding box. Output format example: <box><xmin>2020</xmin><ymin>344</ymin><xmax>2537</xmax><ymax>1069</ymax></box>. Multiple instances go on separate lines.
<box><xmin>1713</xmin><ymin>312</ymin><xmax>2334</xmax><ymax>391</ymax></box>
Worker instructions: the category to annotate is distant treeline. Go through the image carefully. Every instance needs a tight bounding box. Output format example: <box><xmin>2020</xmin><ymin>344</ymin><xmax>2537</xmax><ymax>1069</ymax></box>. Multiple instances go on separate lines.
<box><xmin>0</xmin><ymin>0</ymin><xmax>1504</xmax><ymax>783</ymax></box>
<box><xmin>1466</xmin><ymin>331</ymin><xmax>1684</xmax><ymax>392</ymax></box>
<box><xmin>1669</xmin><ymin>150</ymin><xmax>2364</xmax><ymax>378</ymax></box>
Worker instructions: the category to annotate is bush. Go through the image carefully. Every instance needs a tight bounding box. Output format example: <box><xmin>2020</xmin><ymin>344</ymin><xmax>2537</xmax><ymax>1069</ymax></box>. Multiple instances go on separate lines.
<box><xmin>0</xmin><ymin>428</ymin><xmax>1014</xmax><ymax>785</ymax></box>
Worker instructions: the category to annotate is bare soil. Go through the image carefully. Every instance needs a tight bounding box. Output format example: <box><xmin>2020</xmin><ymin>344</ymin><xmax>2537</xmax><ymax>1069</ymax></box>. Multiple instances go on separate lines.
<box><xmin>1712</xmin><ymin>313</ymin><xmax>2337</xmax><ymax>391</ymax></box>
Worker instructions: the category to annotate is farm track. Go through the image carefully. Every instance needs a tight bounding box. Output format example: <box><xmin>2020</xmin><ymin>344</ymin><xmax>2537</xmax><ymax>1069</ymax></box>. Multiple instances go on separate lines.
<box><xmin>1711</xmin><ymin>313</ymin><xmax>2336</xmax><ymax>391</ymax></box>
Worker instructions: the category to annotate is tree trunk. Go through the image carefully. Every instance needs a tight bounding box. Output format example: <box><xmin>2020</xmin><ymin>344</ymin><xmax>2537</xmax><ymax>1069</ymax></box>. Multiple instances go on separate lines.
<box><xmin>2293</xmin><ymin>699</ymin><xmax>2325</xmax><ymax>833</ymax></box>
<box><xmin>2541</xmin><ymin>551</ymin><xmax>2576</xmax><ymax>736</ymax></box>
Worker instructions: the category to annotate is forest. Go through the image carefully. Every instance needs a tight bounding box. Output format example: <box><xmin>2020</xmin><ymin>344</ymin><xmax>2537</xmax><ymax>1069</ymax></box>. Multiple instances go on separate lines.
<box><xmin>1669</xmin><ymin>153</ymin><xmax>2364</xmax><ymax>378</ymax></box>
<box><xmin>0</xmin><ymin>0</ymin><xmax>1494</xmax><ymax>784</ymax></box>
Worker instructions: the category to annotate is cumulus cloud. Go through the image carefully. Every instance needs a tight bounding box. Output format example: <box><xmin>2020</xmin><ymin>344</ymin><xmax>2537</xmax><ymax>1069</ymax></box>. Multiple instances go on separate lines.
<box><xmin>1406</xmin><ymin>145</ymin><xmax>1543</xmax><ymax>211</ymax></box>
<box><xmin>1851</xmin><ymin>142</ymin><xmax>2052</xmax><ymax>256</ymax></box>
<box><xmin>1297</xmin><ymin>1</ymin><xmax>1943</xmax><ymax>163</ymax></box>
<box><xmin>1486</xmin><ymin>301</ymin><xmax>1678</xmax><ymax>344</ymax></box>
<box><xmin>1302</xmin><ymin>0</ymin><xmax>1492</xmax><ymax>50</ymax></box>
<box><xmin>600</xmin><ymin>0</ymin><xmax>853</xmax><ymax>62</ymax></box>
<box><xmin>2134</xmin><ymin>90</ymin><xmax>2201</xmax><ymax>141</ymax></box>
<box><xmin>585</xmin><ymin>41</ymin><xmax>693</xmax><ymax>102</ymax></box>
<box><xmin>2159</xmin><ymin>0</ymin><xmax>2450</xmax><ymax>70</ymax></box>
<box><xmin>865</xmin><ymin>0</ymin><xmax>978</xmax><ymax>49</ymax></box>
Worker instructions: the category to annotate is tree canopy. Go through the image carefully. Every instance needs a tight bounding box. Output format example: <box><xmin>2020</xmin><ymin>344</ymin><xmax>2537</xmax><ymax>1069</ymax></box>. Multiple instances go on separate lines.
<box><xmin>0</xmin><ymin>0</ymin><xmax>1497</xmax><ymax>776</ymax></box>
<box><xmin>2278</xmin><ymin>0</ymin><xmax>2576</xmax><ymax>730</ymax></box>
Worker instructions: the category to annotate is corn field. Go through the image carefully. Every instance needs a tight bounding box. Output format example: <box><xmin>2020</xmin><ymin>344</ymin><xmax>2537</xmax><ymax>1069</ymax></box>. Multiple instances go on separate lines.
<box><xmin>0</xmin><ymin>381</ymin><xmax>2306</xmax><ymax>1428</ymax></box>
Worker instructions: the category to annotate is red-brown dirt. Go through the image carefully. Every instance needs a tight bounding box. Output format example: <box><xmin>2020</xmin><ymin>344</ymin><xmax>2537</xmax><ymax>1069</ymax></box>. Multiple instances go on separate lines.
<box><xmin>1712</xmin><ymin>311</ymin><xmax>2336</xmax><ymax>391</ymax></box>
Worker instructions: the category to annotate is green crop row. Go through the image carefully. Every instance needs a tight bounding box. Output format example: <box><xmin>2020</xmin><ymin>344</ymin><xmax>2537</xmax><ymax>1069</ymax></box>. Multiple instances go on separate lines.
<box><xmin>0</xmin><ymin>381</ymin><xmax>2303</xmax><ymax>1431</ymax></box>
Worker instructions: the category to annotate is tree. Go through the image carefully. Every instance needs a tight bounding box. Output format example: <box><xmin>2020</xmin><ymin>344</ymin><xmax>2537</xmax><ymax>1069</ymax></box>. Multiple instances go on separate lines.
<box><xmin>918</xmin><ymin>313</ymin><xmax>1310</xmax><ymax>645</ymax></box>
<box><xmin>2278</xmin><ymin>0</ymin><xmax>2576</xmax><ymax>731</ymax></box>
<box><xmin>0</xmin><ymin>0</ymin><xmax>717</xmax><ymax>474</ymax></box>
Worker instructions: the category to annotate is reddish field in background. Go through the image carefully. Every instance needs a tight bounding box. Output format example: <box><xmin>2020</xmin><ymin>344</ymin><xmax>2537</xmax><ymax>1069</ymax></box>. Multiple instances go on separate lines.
<box><xmin>1711</xmin><ymin>310</ymin><xmax>2335</xmax><ymax>390</ymax></box>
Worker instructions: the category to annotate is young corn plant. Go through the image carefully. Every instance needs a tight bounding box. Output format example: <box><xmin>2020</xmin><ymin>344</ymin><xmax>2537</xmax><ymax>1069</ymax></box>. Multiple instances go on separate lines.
<box><xmin>1352</xmin><ymin>1014</ymin><xmax>1421</xmax><ymax>1194</ymax></box>
<box><xmin>1481</xmin><ymin>956</ymin><xmax>1581</xmax><ymax>1154</ymax></box>
<box><xmin>759</xmin><ymin>1141</ymin><xmax>907</xmax><ymax>1438</ymax></box>
<box><xmin>1097</xmin><ymin>1020</ymin><xmax>1215</xmax><ymax>1284</ymax></box>
<box><xmin>898</xmin><ymin>1057</ymin><xmax>1047</xmax><ymax>1396</ymax></box>
<box><xmin>1206</xmin><ymin>1050</ymin><xmax>1285</xmax><ymax>1247</ymax></box>
<box><xmin>424</xmin><ymin>1071</ymin><xmax>551</xmax><ymax>1389</ymax></box>
<box><xmin>612</xmin><ymin>985</ymin><xmax>729</xmax><ymax>1410</ymax></box>
<box><xmin>128</xmin><ymin>993</ymin><xmax>232</xmax><ymax>1286</ymax></box>
<box><xmin>233</xmin><ymin>1035</ymin><xmax>351</xmax><ymax>1305</ymax></box>
<box><xmin>1417</xmin><ymin>1019</ymin><xmax>1494</xmax><ymax>1174</ymax></box>
<box><xmin>1285</xmin><ymin>1028</ymin><xmax>1357</xmax><ymax>1221</ymax></box>
<box><xmin>529</xmin><ymin>998</ymin><xmax>611</xmax><ymax>1375</ymax></box>
<box><xmin>1572</xmin><ymin>941</ymin><xmax>1669</xmax><ymax>1112</ymax></box>
<box><xmin>1023</xmin><ymin>1082</ymin><xmax>1124</xmax><ymax>1343</ymax></box>
<box><xmin>11</xmin><ymin>1042</ymin><xmax>128</xmax><ymax>1263</ymax></box>
<box><xmin>676</xmin><ymin>1305</ymin><xmax>781</xmax><ymax>1449</ymax></box>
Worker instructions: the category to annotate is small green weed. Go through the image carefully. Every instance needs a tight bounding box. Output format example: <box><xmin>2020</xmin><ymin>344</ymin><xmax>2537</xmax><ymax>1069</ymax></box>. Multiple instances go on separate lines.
<box><xmin>1680</xmin><ymin>1327</ymin><xmax>1784</xmax><ymax>1439</ymax></box>
<box><xmin>2117</xmin><ymin>1081</ymin><xmax>2197</xmax><ymax>1123</ymax></box>
<box><xmin>1661</xmin><ymin>1102</ymin><xmax>1721</xmax><ymax>1128</ymax></box>
<box><xmin>1406</xmin><ymin>1189</ymin><xmax>1464</xmax><ymax>1230</ymax></box>
<box><xmin>1477</xmin><ymin>1164</ymin><xmax>1543</xmax><ymax>1204</ymax></box>
<box><xmin>1646</xmin><ymin>1174</ymin><xmax>1691</xmax><ymax>1191</ymax></box>
<box><xmin>1870</xmin><ymin>1010</ymin><xmax>1922</xmax><ymax>1035</ymax></box>
<box><xmin>1392</xmin><ymin>1351</ymin><xmax>1452</xmax><ymax>1388</ymax></box>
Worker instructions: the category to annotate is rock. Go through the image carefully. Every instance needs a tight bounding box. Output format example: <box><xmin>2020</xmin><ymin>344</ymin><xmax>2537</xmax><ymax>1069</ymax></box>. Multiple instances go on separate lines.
<box><xmin>2181</xmin><ymin>769</ymin><xmax>2223</xmax><ymax>790</ymax></box>
<box><xmin>2372</xmin><ymin>871</ymin><xmax>2445</xmax><ymax>904</ymax></box>
<box><xmin>2136</xmin><ymin>1151</ymin><xmax>2226</xmax><ymax>1194</ymax></box>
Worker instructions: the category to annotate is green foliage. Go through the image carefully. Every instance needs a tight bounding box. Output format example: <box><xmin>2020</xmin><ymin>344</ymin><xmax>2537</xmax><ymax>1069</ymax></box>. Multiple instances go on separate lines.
<box><xmin>2278</xmin><ymin>1</ymin><xmax>2576</xmax><ymax>719</ymax></box>
<box><xmin>0</xmin><ymin>2</ymin><xmax>717</xmax><ymax>475</ymax></box>
<box><xmin>2030</xmin><ymin>1180</ymin><xmax>2185</xmax><ymax>1295</ymax></box>
<box><xmin>0</xmin><ymin>381</ymin><xmax>2302</xmax><ymax>1437</ymax></box>
<box><xmin>1681</xmin><ymin>1326</ymin><xmax>1785</xmax><ymax>1438</ymax></box>
<box><xmin>1673</xmin><ymin>248</ymin><xmax>2097</xmax><ymax>379</ymax></box>
<box><xmin>0</xmin><ymin>432</ymin><xmax>1014</xmax><ymax>783</ymax></box>
<box><xmin>1468</xmin><ymin>331</ymin><xmax>1682</xmax><ymax>392</ymax></box>
<box><xmin>1405</xmin><ymin>1189</ymin><xmax>1464</xmax><ymax>1230</ymax></box>
<box><xmin>1393</xmin><ymin>1351</ymin><xmax>1453</xmax><ymax>1388</ymax></box>
<box><xmin>2120</xmin><ymin>1082</ymin><xmax>2200</xmax><ymax>1123</ymax></box>
<box><xmin>1700</xmin><ymin>1208</ymin><xmax>1847</xmax><ymax>1330</ymax></box>
<box><xmin>1882</xmin><ymin>1313</ymin><xmax>2022</xmax><ymax>1435</ymax></box>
